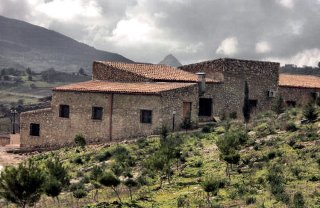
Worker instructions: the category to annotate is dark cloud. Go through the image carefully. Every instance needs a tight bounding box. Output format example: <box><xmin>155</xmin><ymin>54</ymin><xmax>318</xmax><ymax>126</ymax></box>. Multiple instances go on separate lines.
<box><xmin>0</xmin><ymin>0</ymin><xmax>319</xmax><ymax>66</ymax></box>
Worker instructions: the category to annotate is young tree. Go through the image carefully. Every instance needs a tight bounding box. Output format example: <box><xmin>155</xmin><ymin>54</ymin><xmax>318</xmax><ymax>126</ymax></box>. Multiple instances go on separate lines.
<box><xmin>99</xmin><ymin>172</ymin><xmax>122</xmax><ymax>203</ymax></box>
<box><xmin>303</xmin><ymin>103</ymin><xmax>318</xmax><ymax>122</ymax></box>
<box><xmin>46</xmin><ymin>156</ymin><xmax>70</xmax><ymax>188</ymax></box>
<box><xmin>216</xmin><ymin>129</ymin><xmax>247</xmax><ymax>179</ymax></box>
<box><xmin>124</xmin><ymin>178</ymin><xmax>138</xmax><ymax>201</ymax></box>
<box><xmin>272</xmin><ymin>95</ymin><xmax>285</xmax><ymax>114</ymax></box>
<box><xmin>293</xmin><ymin>191</ymin><xmax>305</xmax><ymax>208</ymax></box>
<box><xmin>44</xmin><ymin>178</ymin><xmax>62</xmax><ymax>203</ymax></box>
<box><xmin>74</xmin><ymin>134</ymin><xmax>86</xmax><ymax>148</ymax></box>
<box><xmin>90</xmin><ymin>165</ymin><xmax>103</xmax><ymax>202</ymax></box>
<box><xmin>201</xmin><ymin>175</ymin><xmax>220</xmax><ymax>205</ymax></box>
<box><xmin>242</xmin><ymin>81</ymin><xmax>251</xmax><ymax>125</ymax></box>
<box><xmin>0</xmin><ymin>160</ymin><xmax>46</xmax><ymax>208</ymax></box>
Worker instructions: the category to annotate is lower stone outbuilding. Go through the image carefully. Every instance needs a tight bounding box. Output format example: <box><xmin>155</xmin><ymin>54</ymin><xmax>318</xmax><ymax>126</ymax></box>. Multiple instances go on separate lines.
<box><xmin>279</xmin><ymin>74</ymin><xmax>320</xmax><ymax>107</ymax></box>
<box><xmin>20</xmin><ymin>81</ymin><xmax>198</xmax><ymax>148</ymax></box>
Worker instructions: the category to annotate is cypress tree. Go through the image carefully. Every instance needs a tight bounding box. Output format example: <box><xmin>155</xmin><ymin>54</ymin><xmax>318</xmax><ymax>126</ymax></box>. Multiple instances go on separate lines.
<box><xmin>242</xmin><ymin>81</ymin><xmax>251</xmax><ymax>124</ymax></box>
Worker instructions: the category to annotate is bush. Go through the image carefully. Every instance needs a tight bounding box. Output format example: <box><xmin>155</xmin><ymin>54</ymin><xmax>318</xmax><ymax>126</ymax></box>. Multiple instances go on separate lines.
<box><xmin>229</xmin><ymin>111</ymin><xmax>237</xmax><ymax>119</ymax></box>
<box><xmin>74</xmin><ymin>134</ymin><xmax>86</xmax><ymax>148</ymax></box>
<box><xmin>201</xmin><ymin>175</ymin><xmax>221</xmax><ymax>196</ymax></box>
<box><xmin>73</xmin><ymin>189</ymin><xmax>87</xmax><ymax>199</ymax></box>
<box><xmin>293</xmin><ymin>191</ymin><xmax>305</xmax><ymax>208</ymax></box>
<box><xmin>44</xmin><ymin>179</ymin><xmax>62</xmax><ymax>198</ymax></box>
<box><xmin>285</xmin><ymin>121</ymin><xmax>298</xmax><ymax>132</ymax></box>
<box><xmin>96</xmin><ymin>151</ymin><xmax>112</xmax><ymax>162</ymax></box>
<box><xmin>246</xmin><ymin>196</ymin><xmax>256</xmax><ymax>205</ymax></box>
<box><xmin>272</xmin><ymin>95</ymin><xmax>285</xmax><ymax>114</ymax></box>
<box><xmin>73</xmin><ymin>156</ymin><xmax>83</xmax><ymax>164</ymax></box>
<box><xmin>202</xmin><ymin>125</ymin><xmax>212</xmax><ymax>133</ymax></box>
<box><xmin>303</xmin><ymin>103</ymin><xmax>318</xmax><ymax>122</ymax></box>
<box><xmin>0</xmin><ymin>160</ymin><xmax>46</xmax><ymax>208</ymax></box>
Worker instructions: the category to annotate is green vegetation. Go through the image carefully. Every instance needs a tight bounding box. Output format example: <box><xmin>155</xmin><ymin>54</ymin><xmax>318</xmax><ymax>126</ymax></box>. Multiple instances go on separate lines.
<box><xmin>0</xmin><ymin>106</ymin><xmax>319</xmax><ymax>207</ymax></box>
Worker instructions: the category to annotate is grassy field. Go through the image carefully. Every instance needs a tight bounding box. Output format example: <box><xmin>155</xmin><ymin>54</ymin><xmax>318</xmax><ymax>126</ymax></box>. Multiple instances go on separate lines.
<box><xmin>1</xmin><ymin>106</ymin><xmax>319</xmax><ymax>208</ymax></box>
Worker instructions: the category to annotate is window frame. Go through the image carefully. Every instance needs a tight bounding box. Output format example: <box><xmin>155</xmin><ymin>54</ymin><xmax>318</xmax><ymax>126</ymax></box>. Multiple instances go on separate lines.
<box><xmin>92</xmin><ymin>106</ymin><xmax>103</xmax><ymax>120</ymax></box>
<box><xmin>59</xmin><ymin>104</ymin><xmax>70</xmax><ymax>118</ymax></box>
<box><xmin>29</xmin><ymin>123</ymin><xmax>40</xmax><ymax>136</ymax></box>
<box><xmin>140</xmin><ymin>109</ymin><xmax>152</xmax><ymax>124</ymax></box>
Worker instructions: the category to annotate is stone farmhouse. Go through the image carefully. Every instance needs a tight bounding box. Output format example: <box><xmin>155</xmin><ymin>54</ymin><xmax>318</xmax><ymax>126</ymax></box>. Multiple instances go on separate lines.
<box><xmin>279</xmin><ymin>74</ymin><xmax>320</xmax><ymax>107</ymax></box>
<box><xmin>14</xmin><ymin>58</ymin><xmax>320</xmax><ymax>149</ymax></box>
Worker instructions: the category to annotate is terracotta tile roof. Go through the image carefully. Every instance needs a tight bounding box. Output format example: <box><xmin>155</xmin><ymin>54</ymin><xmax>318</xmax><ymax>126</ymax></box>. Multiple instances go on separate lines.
<box><xmin>53</xmin><ymin>81</ymin><xmax>196</xmax><ymax>95</ymax></box>
<box><xmin>279</xmin><ymin>74</ymin><xmax>320</xmax><ymax>89</ymax></box>
<box><xmin>97</xmin><ymin>61</ymin><xmax>219</xmax><ymax>83</ymax></box>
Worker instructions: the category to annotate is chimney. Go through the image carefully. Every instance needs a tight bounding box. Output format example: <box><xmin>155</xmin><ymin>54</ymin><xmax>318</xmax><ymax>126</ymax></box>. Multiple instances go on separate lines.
<box><xmin>196</xmin><ymin>72</ymin><xmax>206</xmax><ymax>95</ymax></box>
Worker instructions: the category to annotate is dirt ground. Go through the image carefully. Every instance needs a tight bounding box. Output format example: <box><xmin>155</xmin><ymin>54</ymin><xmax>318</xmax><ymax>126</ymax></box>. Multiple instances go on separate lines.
<box><xmin>0</xmin><ymin>147</ymin><xmax>26</xmax><ymax>171</ymax></box>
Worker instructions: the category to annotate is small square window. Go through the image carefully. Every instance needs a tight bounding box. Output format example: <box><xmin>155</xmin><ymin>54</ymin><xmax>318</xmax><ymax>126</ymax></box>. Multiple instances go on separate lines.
<box><xmin>30</xmin><ymin>123</ymin><xmax>40</xmax><ymax>136</ymax></box>
<box><xmin>140</xmin><ymin>110</ymin><xmax>152</xmax><ymax>124</ymax></box>
<box><xmin>59</xmin><ymin>105</ymin><xmax>69</xmax><ymax>118</ymax></box>
<box><xmin>249</xmin><ymin>99</ymin><xmax>258</xmax><ymax>108</ymax></box>
<box><xmin>92</xmin><ymin>107</ymin><xmax>103</xmax><ymax>120</ymax></box>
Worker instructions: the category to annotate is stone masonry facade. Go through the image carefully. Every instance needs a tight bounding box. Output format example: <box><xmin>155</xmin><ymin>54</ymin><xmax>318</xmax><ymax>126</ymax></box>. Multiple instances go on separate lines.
<box><xmin>18</xmin><ymin>58</ymin><xmax>317</xmax><ymax>149</ymax></box>
<box><xmin>179</xmin><ymin>58</ymin><xmax>279</xmax><ymax>118</ymax></box>
<box><xmin>20</xmin><ymin>84</ymin><xmax>198</xmax><ymax>148</ymax></box>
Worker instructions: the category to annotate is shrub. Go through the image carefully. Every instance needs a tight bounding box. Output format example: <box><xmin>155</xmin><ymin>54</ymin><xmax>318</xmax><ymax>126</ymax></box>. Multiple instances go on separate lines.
<box><xmin>73</xmin><ymin>156</ymin><xmax>83</xmax><ymax>164</ymax></box>
<box><xmin>74</xmin><ymin>134</ymin><xmax>86</xmax><ymax>148</ymax></box>
<box><xmin>90</xmin><ymin>165</ymin><xmax>103</xmax><ymax>180</ymax></box>
<box><xmin>201</xmin><ymin>175</ymin><xmax>221</xmax><ymax>203</ymax></box>
<box><xmin>229</xmin><ymin>111</ymin><xmax>237</xmax><ymax>119</ymax></box>
<box><xmin>293</xmin><ymin>191</ymin><xmax>305</xmax><ymax>208</ymax></box>
<box><xmin>44</xmin><ymin>179</ymin><xmax>62</xmax><ymax>198</ymax></box>
<box><xmin>96</xmin><ymin>151</ymin><xmax>112</xmax><ymax>162</ymax></box>
<box><xmin>285</xmin><ymin>121</ymin><xmax>298</xmax><ymax>132</ymax></box>
<box><xmin>246</xmin><ymin>196</ymin><xmax>256</xmax><ymax>205</ymax></box>
<box><xmin>99</xmin><ymin>172</ymin><xmax>122</xmax><ymax>203</ymax></box>
<box><xmin>202</xmin><ymin>125</ymin><xmax>212</xmax><ymax>133</ymax></box>
<box><xmin>0</xmin><ymin>160</ymin><xmax>46</xmax><ymax>208</ymax></box>
<box><xmin>272</xmin><ymin>95</ymin><xmax>285</xmax><ymax>114</ymax></box>
<box><xmin>73</xmin><ymin>189</ymin><xmax>87</xmax><ymax>199</ymax></box>
<box><xmin>303</xmin><ymin>103</ymin><xmax>318</xmax><ymax>122</ymax></box>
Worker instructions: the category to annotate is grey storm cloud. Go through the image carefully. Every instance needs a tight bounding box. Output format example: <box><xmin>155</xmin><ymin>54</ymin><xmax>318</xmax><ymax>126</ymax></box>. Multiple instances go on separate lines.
<box><xmin>0</xmin><ymin>0</ymin><xmax>319</xmax><ymax>66</ymax></box>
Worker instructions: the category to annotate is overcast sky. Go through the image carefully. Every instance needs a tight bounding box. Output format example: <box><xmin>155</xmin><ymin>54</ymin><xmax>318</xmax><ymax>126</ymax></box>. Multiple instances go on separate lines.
<box><xmin>0</xmin><ymin>0</ymin><xmax>319</xmax><ymax>66</ymax></box>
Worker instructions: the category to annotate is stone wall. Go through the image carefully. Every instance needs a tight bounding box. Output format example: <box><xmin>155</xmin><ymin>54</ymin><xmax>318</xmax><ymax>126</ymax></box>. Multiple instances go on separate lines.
<box><xmin>92</xmin><ymin>61</ymin><xmax>151</xmax><ymax>82</ymax></box>
<box><xmin>180</xmin><ymin>58</ymin><xmax>279</xmax><ymax>118</ymax></box>
<box><xmin>279</xmin><ymin>87</ymin><xmax>320</xmax><ymax>106</ymax></box>
<box><xmin>19</xmin><ymin>84</ymin><xmax>199</xmax><ymax>148</ymax></box>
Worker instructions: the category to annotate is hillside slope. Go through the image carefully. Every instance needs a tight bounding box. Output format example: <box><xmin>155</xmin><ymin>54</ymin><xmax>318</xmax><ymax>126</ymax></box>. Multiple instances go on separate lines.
<box><xmin>0</xmin><ymin>15</ymin><xmax>133</xmax><ymax>72</ymax></box>
<box><xmin>2</xmin><ymin>106</ymin><xmax>319</xmax><ymax>208</ymax></box>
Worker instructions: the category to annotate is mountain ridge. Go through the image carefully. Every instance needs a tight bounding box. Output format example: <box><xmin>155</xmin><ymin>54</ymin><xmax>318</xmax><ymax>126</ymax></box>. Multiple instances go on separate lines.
<box><xmin>158</xmin><ymin>54</ymin><xmax>182</xmax><ymax>67</ymax></box>
<box><xmin>0</xmin><ymin>15</ymin><xmax>133</xmax><ymax>72</ymax></box>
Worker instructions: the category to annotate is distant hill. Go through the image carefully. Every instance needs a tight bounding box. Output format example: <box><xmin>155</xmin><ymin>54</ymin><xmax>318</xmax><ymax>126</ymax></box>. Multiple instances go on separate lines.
<box><xmin>0</xmin><ymin>15</ymin><xmax>133</xmax><ymax>72</ymax></box>
<box><xmin>158</xmin><ymin>54</ymin><xmax>182</xmax><ymax>67</ymax></box>
<box><xmin>280</xmin><ymin>64</ymin><xmax>320</xmax><ymax>76</ymax></box>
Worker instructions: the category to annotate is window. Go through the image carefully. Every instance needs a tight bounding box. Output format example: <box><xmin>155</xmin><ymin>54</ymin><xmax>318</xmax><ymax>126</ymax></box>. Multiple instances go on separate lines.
<box><xmin>30</xmin><ymin>123</ymin><xmax>40</xmax><ymax>136</ymax></box>
<box><xmin>59</xmin><ymin>105</ymin><xmax>69</xmax><ymax>118</ymax></box>
<box><xmin>286</xmin><ymin>101</ymin><xmax>296</xmax><ymax>107</ymax></box>
<box><xmin>140</xmin><ymin>110</ymin><xmax>152</xmax><ymax>123</ymax></box>
<box><xmin>92</xmin><ymin>107</ymin><xmax>103</xmax><ymax>120</ymax></box>
<box><xmin>249</xmin><ymin>99</ymin><xmax>258</xmax><ymax>109</ymax></box>
<box><xmin>199</xmin><ymin>98</ymin><xmax>212</xmax><ymax>117</ymax></box>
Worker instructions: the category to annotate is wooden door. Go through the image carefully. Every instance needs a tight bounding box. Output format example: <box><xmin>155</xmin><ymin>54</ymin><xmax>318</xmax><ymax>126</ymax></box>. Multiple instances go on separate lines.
<box><xmin>183</xmin><ymin>102</ymin><xmax>192</xmax><ymax>119</ymax></box>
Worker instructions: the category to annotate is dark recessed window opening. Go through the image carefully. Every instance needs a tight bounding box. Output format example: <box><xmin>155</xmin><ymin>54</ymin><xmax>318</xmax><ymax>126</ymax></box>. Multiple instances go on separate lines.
<box><xmin>92</xmin><ymin>107</ymin><xmax>103</xmax><ymax>120</ymax></box>
<box><xmin>59</xmin><ymin>105</ymin><xmax>70</xmax><ymax>118</ymax></box>
<box><xmin>249</xmin><ymin>99</ymin><xmax>258</xmax><ymax>109</ymax></box>
<box><xmin>140</xmin><ymin>110</ymin><xmax>152</xmax><ymax>124</ymax></box>
<box><xmin>199</xmin><ymin>98</ymin><xmax>212</xmax><ymax>117</ymax></box>
<box><xmin>30</xmin><ymin>123</ymin><xmax>40</xmax><ymax>136</ymax></box>
<box><xmin>310</xmin><ymin>92</ymin><xmax>319</xmax><ymax>100</ymax></box>
<box><xmin>286</xmin><ymin>101</ymin><xmax>296</xmax><ymax>107</ymax></box>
